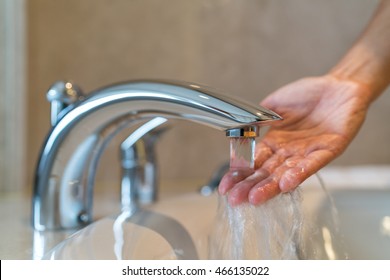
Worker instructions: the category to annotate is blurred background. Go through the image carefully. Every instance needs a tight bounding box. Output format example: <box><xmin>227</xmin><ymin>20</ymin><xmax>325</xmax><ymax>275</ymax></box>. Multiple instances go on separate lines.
<box><xmin>1</xmin><ymin>0</ymin><xmax>389</xmax><ymax>194</ymax></box>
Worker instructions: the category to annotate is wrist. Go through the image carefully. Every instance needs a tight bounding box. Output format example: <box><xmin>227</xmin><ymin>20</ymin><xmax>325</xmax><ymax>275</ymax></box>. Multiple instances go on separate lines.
<box><xmin>330</xmin><ymin>0</ymin><xmax>390</xmax><ymax>103</ymax></box>
<box><xmin>329</xmin><ymin>44</ymin><xmax>390</xmax><ymax>103</ymax></box>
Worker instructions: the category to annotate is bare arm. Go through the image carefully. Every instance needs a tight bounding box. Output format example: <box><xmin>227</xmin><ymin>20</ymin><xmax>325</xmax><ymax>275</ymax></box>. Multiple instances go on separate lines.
<box><xmin>331</xmin><ymin>0</ymin><xmax>390</xmax><ymax>101</ymax></box>
<box><xmin>220</xmin><ymin>1</ymin><xmax>390</xmax><ymax>205</ymax></box>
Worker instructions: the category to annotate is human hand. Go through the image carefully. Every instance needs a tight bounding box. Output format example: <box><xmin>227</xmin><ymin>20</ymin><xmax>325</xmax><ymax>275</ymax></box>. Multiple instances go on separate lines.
<box><xmin>219</xmin><ymin>75</ymin><xmax>372</xmax><ymax>205</ymax></box>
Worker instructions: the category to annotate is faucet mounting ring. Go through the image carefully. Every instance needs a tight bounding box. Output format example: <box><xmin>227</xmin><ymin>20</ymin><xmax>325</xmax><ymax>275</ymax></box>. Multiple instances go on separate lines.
<box><xmin>226</xmin><ymin>126</ymin><xmax>259</xmax><ymax>138</ymax></box>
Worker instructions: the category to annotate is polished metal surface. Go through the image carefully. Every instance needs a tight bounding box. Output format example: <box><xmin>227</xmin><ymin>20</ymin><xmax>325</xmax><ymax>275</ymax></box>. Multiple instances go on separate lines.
<box><xmin>46</xmin><ymin>81</ymin><xmax>85</xmax><ymax>126</ymax></box>
<box><xmin>33</xmin><ymin>79</ymin><xmax>281</xmax><ymax>231</ymax></box>
<box><xmin>199</xmin><ymin>162</ymin><xmax>230</xmax><ymax>196</ymax></box>
<box><xmin>120</xmin><ymin>117</ymin><xmax>168</xmax><ymax>213</ymax></box>
<box><xmin>226</xmin><ymin>126</ymin><xmax>259</xmax><ymax>138</ymax></box>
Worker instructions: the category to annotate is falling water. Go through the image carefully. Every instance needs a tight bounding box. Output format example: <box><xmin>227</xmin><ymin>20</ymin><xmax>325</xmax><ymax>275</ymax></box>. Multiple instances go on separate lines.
<box><xmin>208</xmin><ymin>190</ymin><xmax>305</xmax><ymax>259</ymax></box>
<box><xmin>208</xmin><ymin>137</ymin><xmax>306</xmax><ymax>259</ymax></box>
<box><xmin>41</xmin><ymin>138</ymin><xmax>345</xmax><ymax>260</ymax></box>
<box><xmin>229</xmin><ymin>137</ymin><xmax>255</xmax><ymax>170</ymax></box>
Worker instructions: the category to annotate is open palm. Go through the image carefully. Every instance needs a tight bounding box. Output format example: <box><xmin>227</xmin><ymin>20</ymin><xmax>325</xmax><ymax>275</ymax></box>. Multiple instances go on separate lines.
<box><xmin>219</xmin><ymin>75</ymin><xmax>371</xmax><ymax>205</ymax></box>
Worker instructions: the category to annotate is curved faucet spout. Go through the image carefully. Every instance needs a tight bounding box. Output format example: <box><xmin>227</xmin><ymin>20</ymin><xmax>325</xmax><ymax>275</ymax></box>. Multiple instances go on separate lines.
<box><xmin>33</xmin><ymin>79</ymin><xmax>281</xmax><ymax>231</ymax></box>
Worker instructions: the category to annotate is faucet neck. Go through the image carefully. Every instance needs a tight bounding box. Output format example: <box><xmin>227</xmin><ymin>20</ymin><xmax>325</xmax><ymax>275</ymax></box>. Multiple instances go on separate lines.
<box><xmin>33</xmin><ymin>80</ymin><xmax>281</xmax><ymax>231</ymax></box>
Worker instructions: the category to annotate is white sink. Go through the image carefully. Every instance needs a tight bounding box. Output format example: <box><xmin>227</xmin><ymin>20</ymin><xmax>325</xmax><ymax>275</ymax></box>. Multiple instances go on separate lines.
<box><xmin>43</xmin><ymin>194</ymin><xmax>217</xmax><ymax>260</ymax></box>
<box><xmin>42</xmin><ymin>171</ymin><xmax>390</xmax><ymax>259</ymax></box>
<box><xmin>314</xmin><ymin>189</ymin><xmax>390</xmax><ymax>259</ymax></box>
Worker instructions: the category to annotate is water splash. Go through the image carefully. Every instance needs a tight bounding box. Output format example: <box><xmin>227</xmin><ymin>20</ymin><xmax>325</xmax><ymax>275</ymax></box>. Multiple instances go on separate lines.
<box><xmin>208</xmin><ymin>190</ymin><xmax>305</xmax><ymax>259</ymax></box>
<box><xmin>209</xmin><ymin>136</ymin><xmax>307</xmax><ymax>259</ymax></box>
<box><xmin>208</xmin><ymin>157</ymin><xmax>347</xmax><ymax>260</ymax></box>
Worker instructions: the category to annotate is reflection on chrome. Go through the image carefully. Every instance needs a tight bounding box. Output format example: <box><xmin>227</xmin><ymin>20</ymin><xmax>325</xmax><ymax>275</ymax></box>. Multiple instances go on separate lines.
<box><xmin>33</xmin><ymin>79</ymin><xmax>281</xmax><ymax>231</ymax></box>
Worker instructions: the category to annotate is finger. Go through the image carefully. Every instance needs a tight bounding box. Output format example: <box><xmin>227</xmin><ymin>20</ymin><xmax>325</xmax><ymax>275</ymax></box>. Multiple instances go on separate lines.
<box><xmin>279</xmin><ymin>150</ymin><xmax>334</xmax><ymax>192</ymax></box>
<box><xmin>247</xmin><ymin>156</ymin><xmax>300</xmax><ymax>205</ymax></box>
<box><xmin>254</xmin><ymin>142</ymin><xmax>274</xmax><ymax>169</ymax></box>
<box><xmin>227</xmin><ymin>169</ymin><xmax>270</xmax><ymax>206</ymax></box>
<box><xmin>218</xmin><ymin>168</ymin><xmax>255</xmax><ymax>195</ymax></box>
<box><xmin>248</xmin><ymin>176</ymin><xmax>281</xmax><ymax>205</ymax></box>
<box><xmin>259</xmin><ymin>151</ymin><xmax>288</xmax><ymax>173</ymax></box>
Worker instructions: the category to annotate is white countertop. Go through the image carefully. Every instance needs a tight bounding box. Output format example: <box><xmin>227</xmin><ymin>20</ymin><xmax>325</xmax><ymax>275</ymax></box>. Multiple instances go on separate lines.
<box><xmin>0</xmin><ymin>191</ymin><xmax>34</xmax><ymax>259</ymax></box>
<box><xmin>0</xmin><ymin>179</ymin><xmax>204</xmax><ymax>259</ymax></box>
<box><xmin>1</xmin><ymin>165</ymin><xmax>390</xmax><ymax>260</ymax></box>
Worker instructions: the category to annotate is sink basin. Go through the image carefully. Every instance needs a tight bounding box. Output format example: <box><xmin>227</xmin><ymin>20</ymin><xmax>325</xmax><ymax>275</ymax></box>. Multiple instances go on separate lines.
<box><xmin>42</xmin><ymin>174</ymin><xmax>390</xmax><ymax>259</ymax></box>
<box><xmin>43</xmin><ymin>194</ymin><xmax>217</xmax><ymax>260</ymax></box>
<box><xmin>314</xmin><ymin>189</ymin><xmax>390</xmax><ymax>259</ymax></box>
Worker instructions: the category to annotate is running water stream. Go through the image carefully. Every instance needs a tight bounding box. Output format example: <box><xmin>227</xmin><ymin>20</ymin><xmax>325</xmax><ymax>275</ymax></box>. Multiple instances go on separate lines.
<box><xmin>208</xmin><ymin>137</ymin><xmax>306</xmax><ymax>259</ymax></box>
<box><xmin>229</xmin><ymin>137</ymin><xmax>256</xmax><ymax>170</ymax></box>
<box><xmin>41</xmin><ymin>135</ymin><xmax>345</xmax><ymax>260</ymax></box>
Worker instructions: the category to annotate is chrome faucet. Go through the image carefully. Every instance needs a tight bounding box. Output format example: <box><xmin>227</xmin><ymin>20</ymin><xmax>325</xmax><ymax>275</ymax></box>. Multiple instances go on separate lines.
<box><xmin>120</xmin><ymin>117</ymin><xmax>169</xmax><ymax>213</ymax></box>
<box><xmin>32</xmin><ymin>79</ymin><xmax>281</xmax><ymax>231</ymax></box>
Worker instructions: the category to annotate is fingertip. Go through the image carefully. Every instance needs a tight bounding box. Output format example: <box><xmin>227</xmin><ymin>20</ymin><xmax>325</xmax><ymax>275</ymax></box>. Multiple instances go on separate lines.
<box><xmin>218</xmin><ymin>168</ymin><xmax>255</xmax><ymax>196</ymax></box>
<box><xmin>279</xmin><ymin>167</ymin><xmax>305</xmax><ymax>192</ymax></box>
<box><xmin>227</xmin><ymin>193</ymin><xmax>244</xmax><ymax>207</ymax></box>
<box><xmin>248</xmin><ymin>179</ymin><xmax>280</xmax><ymax>205</ymax></box>
<box><xmin>218</xmin><ymin>177</ymin><xmax>228</xmax><ymax>195</ymax></box>
<box><xmin>218</xmin><ymin>186</ymin><xmax>226</xmax><ymax>195</ymax></box>
<box><xmin>218</xmin><ymin>178</ymin><xmax>229</xmax><ymax>195</ymax></box>
<box><xmin>226</xmin><ymin>182</ymin><xmax>251</xmax><ymax>206</ymax></box>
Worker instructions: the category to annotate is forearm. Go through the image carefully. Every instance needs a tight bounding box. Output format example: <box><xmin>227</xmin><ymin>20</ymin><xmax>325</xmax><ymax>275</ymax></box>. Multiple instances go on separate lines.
<box><xmin>330</xmin><ymin>0</ymin><xmax>390</xmax><ymax>103</ymax></box>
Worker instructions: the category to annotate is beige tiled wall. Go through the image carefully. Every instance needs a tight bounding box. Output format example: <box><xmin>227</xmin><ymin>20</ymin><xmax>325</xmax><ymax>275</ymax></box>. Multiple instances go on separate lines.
<box><xmin>26</xmin><ymin>0</ymin><xmax>390</xmax><ymax>191</ymax></box>
<box><xmin>0</xmin><ymin>0</ymin><xmax>26</xmax><ymax>192</ymax></box>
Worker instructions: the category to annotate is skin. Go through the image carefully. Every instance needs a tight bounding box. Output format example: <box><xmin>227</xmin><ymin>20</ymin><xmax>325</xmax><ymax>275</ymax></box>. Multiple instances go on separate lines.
<box><xmin>219</xmin><ymin>1</ymin><xmax>390</xmax><ymax>206</ymax></box>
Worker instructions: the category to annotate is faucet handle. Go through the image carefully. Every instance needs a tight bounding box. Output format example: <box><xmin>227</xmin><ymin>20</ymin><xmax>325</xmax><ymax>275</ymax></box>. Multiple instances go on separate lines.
<box><xmin>46</xmin><ymin>81</ymin><xmax>84</xmax><ymax>126</ymax></box>
<box><xmin>199</xmin><ymin>162</ymin><xmax>230</xmax><ymax>196</ymax></box>
<box><xmin>120</xmin><ymin>117</ymin><xmax>169</xmax><ymax>211</ymax></box>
